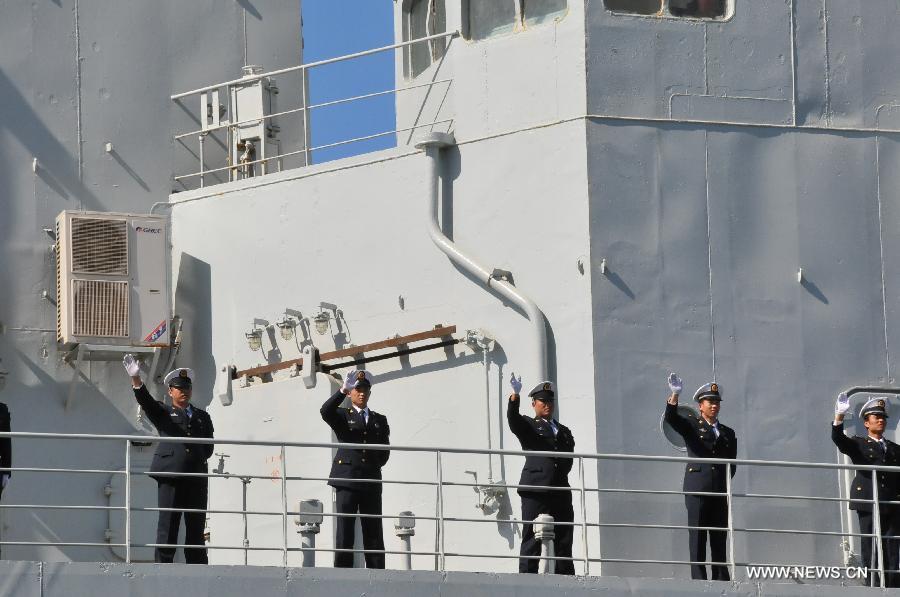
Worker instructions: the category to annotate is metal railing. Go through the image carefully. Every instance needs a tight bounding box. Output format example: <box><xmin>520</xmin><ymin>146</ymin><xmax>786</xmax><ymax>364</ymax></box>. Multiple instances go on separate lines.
<box><xmin>0</xmin><ymin>429</ymin><xmax>896</xmax><ymax>584</ymax></box>
<box><xmin>170</xmin><ymin>31</ymin><xmax>460</xmax><ymax>189</ymax></box>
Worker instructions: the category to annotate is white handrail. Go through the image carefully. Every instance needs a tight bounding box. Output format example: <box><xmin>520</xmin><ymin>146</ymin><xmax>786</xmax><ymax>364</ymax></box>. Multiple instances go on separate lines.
<box><xmin>170</xmin><ymin>31</ymin><xmax>460</xmax><ymax>100</ymax></box>
<box><xmin>2</xmin><ymin>429</ymin><xmax>900</xmax><ymax>577</ymax></box>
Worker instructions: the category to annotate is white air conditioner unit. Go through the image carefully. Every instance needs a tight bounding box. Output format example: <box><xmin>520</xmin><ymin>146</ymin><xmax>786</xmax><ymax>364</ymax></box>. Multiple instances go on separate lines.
<box><xmin>56</xmin><ymin>210</ymin><xmax>171</xmax><ymax>348</ymax></box>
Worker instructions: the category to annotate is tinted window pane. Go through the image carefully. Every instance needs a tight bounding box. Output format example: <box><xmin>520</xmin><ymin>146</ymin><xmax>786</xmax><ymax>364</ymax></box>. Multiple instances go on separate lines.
<box><xmin>669</xmin><ymin>0</ymin><xmax>727</xmax><ymax>18</ymax></box>
<box><xmin>604</xmin><ymin>0</ymin><xmax>662</xmax><ymax>15</ymax></box>
<box><xmin>406</xmin><ymin>0</ymin><xmax>446</xmax><ymax>78</ymax></box>
<box><xmin>468</xmin><ymin>0</ymin><xmax>517</xmax><ymax>40</ymax></box>
<box><xmin>430</xmin><ymin>0</ymin><xmax>447</xmax><ymax>63</ymax></box>
<box><xmin>409</xmin><ymin>0</ymin><xmax>430</xmax><ymax>77</ymax></box>
<box><xmin>522</xmin><ymin>0</ymin><xmax>567</xmax><ymax>26</ymax></box>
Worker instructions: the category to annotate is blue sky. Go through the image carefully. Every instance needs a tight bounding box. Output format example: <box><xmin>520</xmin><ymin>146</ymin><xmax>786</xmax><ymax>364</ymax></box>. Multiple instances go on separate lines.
<box><xmin>301</xmin><ymin>1</ymin><xmax>396</xmax><ymax>163</ymax></box>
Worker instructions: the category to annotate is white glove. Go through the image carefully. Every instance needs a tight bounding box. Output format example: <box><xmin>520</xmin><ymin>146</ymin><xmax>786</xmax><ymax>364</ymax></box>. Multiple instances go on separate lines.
<box><xmin>667</xmin><ymin>373</ymin><xmax>683</xmax><ymax>395</ymax></box>
<box><xmin>835</xmin><ymin>392</ymin><xmax>851</xmax><ymax>416</ymax></box>
<box><xmin>341</xmin><ymin>370</ymin><xmax>355</xmax><ymax>393</ymax></box>
<box><xmin>123</xmin><ymin>354</ymin><xmax>140</xmax><ymax>377</ymax></box>
<box><xmin>1</xmin><ymin>475</ymin><xmax>9</xmax><ymax>490</ymax></box>
<box><xmin>509</xmin><ymin>373</ymin><xmax>523</xmax><ymax>395</ymax></box>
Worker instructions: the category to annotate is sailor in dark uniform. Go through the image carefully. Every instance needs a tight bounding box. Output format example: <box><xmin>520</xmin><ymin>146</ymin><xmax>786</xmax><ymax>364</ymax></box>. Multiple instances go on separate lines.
<box><xmin>507</xmin><ymin>375</ymin><xmax>576</xmax><ymax>574</ymax></box>
<box><xmin>124</xmin><ymin>355</ymin><xmax>214</xmax><ymax>564</ymax></box>
<box><xmin>832</xmin><ymin>394</ymin><xmax>900</xmax><ymax>587</ymax></box>
<box><xmin>0</xmin><ymin>400</ymin><xmax>10</xmax><ymax>558</ymax></box>
<box><xmin>320</xmin><ymin>369</ymin><xmax>390</xmax><ymax>568</ymax></box>
<box><xmin>664</xmin><ymin>374</ymin><xmax>737</xmax><ymax>581</ymax></box>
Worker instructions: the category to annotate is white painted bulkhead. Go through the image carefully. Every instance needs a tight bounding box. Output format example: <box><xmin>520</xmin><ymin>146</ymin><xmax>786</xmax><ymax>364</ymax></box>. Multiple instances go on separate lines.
<box><xmin>169</xmin><ymin>117</ymin><xmax>595</xmax><ymax>570</ymax></box>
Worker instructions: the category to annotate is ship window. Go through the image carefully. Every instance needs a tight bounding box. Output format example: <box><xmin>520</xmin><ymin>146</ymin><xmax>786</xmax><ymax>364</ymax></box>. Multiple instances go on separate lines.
<box><xmin>604</xmin><ymin>0</ymin><xmax>661</xmax><ymax>15</ymax></box>
<box><xmin>467</xmin><ymin>2</ymin><xmax>518</xmax><ymax>40</ymax></box>
<box><xmin>669</xmin><ymin>0</ymin><xmax>727</xmax><ymax>18</ymax></box>
<box><xmin>466</xmin><ymin>1</ymin><xmax>568</xmax><ymax>40</ymax></box>
<box><xmin>522</xmin><ymin>0</ymin><xmax>568</xmax><ymax>27</ymax></box>
<box><xmin>605</xmin><ymin>0</ymin><xmax>729</xmax><ymax>19</ymax></box>
<box><xmin>404</xmin><ymin>0</ymin><xmax>447</xmax><ymax>79</ymax></box>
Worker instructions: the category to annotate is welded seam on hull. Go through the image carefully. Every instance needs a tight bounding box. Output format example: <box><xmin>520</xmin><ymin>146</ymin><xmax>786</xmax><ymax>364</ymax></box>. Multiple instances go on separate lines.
<box><xmin>789</xmin><ymin>0</ymin><xmax>797</xmax><ymax>126</ymax></box>
<box><xmin>875</xmin><ymin>135</ymin><xmax>891</xmax><ymax>382</ymax></box>
<box><xmin>704</xmin><ymin>130</ymin><xmax>716</xmax><ymax>381</ymax></box>
<box><xmin>822</xmin><ymin>0</ymin><xmax>832</xmax><ymax>126</ymax></box>
<box><xmin>242</xmin><ymin>8</ymin><xmax>248</xmax><ymax>67</ymax></box>
<box><xmin>73</xmin><ymin>0</ymin><xmax>83</xmax><ymax>185</ymax></box>
<box><xmin>703</xmin><ymin>22</ymin><xmax>708</xmax><ymax>95</ymax></box>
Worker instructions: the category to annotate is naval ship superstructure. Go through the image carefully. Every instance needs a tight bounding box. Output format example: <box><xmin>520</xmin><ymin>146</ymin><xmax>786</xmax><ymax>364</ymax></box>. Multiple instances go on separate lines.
<box><xmin>2</xmin><ymin>0</ymin><xmax>900</xmax><ymax>594</ymax></box>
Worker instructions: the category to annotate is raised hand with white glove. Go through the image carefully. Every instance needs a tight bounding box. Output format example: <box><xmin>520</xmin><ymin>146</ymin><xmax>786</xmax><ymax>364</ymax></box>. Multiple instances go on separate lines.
<box><xmin>341</xmin><ymin>370</ymin><xmax>356</xmax><ymax>394</ymax></box>
<box><xmin>667</xmin><ymin>372</ymin><xmax>683</xmax><ymax>396</ymax></box>
<box><xmin>510</xmin><ymin>372</ymin><xmax>523</xmax><ymax>396</ymax></box>
<box><xmin>834</xmin><ymin>392</ymin><xmax>850</xmax><ymax>422</ymax></box>
<box><xmin>123</xmin><ymin>354</ymin><xmax>141</xmax><ymax>387</ymax></box>
<box><xmin>666</xmin><ymin>373</ymin><xmax>683</xmax><ymax>405</ymax></box>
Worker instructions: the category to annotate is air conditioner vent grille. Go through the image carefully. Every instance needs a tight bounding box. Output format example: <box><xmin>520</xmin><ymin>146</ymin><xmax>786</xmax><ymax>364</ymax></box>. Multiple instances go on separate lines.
<box><xmin>71</xmin><ymin>218</ymin><xmax>128</xmax><ymax>275</ymax></box>
<box><xmin>71</xmin><ymin>279</ymin><xmax>129</xmax><ymax>338</ymax></box>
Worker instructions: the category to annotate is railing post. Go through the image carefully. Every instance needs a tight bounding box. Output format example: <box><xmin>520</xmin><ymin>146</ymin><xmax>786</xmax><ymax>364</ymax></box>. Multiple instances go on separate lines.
<box><xmin>281</xmin><ymin>445</ymin><xmax>289</xmax><ymax>567</ymax></box>
<box><xmin>725</xmin><ymin>462</ymin><xmax>736</xmax><ymax>581</ymax></box>
<box><xmin>198</xmin><ymin>133</ymin><xmax>206</xmax><ymax>188</ymax></box>
<box><xmin>436</xmin><ymin>450</ymin><xmax>445</xmax><ymax>571</ymax></box>
<box><xmin>872</xmin><ymin>470</ymin><xmax>885</xmax><ymax>587</ymax></box>
<box><xmin>578</xmin><ymin>456</ymin><xmax>590</xmax><ymax>576</ymax></box>
<box><xmin>301</xmin><ymin>66</ymin><xmax>312</xmax><ymax>166</ymax></box>
<box><xmin>124</xmin><ymin>439</ymin><xmax>132</xmax><ymax>564</ymax></box>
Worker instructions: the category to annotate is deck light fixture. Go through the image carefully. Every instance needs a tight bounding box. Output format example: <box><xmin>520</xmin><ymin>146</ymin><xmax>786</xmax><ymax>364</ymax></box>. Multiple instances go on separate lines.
<box><xmin>276</xmin><ymin>315</ymin><xmax>298</xmax><ymax>341</ymax></box>
<box><xmin>313</xmin><ymin>312</ymin><xmax>330</xmax><ymax>335</ymax></box>
<box><xmin>245</xmin><ymin>327</ymin><xmax>263</xmax><ymax>351</ymax></box>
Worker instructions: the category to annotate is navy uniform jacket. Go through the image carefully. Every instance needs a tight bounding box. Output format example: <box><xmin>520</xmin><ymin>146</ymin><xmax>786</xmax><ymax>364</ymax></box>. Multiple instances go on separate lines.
<box><xmin>133</xmin><ymin>385</ymin><xmax>214</xmax><ymax>480</ymax></box>
<box><xmin>320</xmin><ymin>390</ymin><xmax>390</xmax><ymax>493</ymax></box>
<box><xmin>664</xmin><ymin>403</ymin><xmax>737</xmax><ymax>493</ymax></box>
<box><xmin>0</xmin><ymin>402</ymin><xmax>10</xmax><ymax>478</ymax></box>
<box><xmin>831</xmin><ymin>423</ymin><xmax>900</xmax><ymax>511</ymax></box>
<box><xmin>507</xmin><ymin>399</ymin><xmax>575</xmax><ymax>494</ymax></box>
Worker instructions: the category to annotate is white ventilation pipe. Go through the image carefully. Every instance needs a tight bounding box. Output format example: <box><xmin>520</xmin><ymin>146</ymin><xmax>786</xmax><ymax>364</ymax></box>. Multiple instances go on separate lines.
<box><xmin>416</xmin><ymin>132</ymin><xmax>548</xmax><ymax>380</ymax></box>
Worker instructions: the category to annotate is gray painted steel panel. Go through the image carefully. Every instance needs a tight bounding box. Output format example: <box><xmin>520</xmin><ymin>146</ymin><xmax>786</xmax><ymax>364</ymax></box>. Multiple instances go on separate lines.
<box><xmin>587</xmin><ymin>2</ymin><xmax>900</xmax><ymax>127</ymax></box>
<box><xmin>0</xmin><ymin>0</ymin><xmax>302</xmax><ymax>563</ymax></box>
<box><xmin>587</xmin><ymin>117</ymin><xmax>900</xmax><ymax>578</ymax></box>
<box><xmin>0</xmin><ymin>561</ymin><xmax>882</xmax><ymax>597</ymax></box>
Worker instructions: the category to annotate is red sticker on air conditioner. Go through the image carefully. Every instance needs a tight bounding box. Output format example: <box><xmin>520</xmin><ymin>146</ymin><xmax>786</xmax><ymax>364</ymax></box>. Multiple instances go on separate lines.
<box><xmin>144</xmin><ymin>320</ymin><xmax>167</xmax><ymax>343</ymax></box>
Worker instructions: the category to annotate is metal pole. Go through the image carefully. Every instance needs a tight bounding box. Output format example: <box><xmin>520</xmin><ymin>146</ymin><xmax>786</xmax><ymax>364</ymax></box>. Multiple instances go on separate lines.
<box><xmin>241</xmin><ymin>476</ymin><xmax>250</xmax><ymax>565</ymax></box>
<box><xmin>725</xmin><ymin>463</ymin><xmax>736</xmax><ymax>581</ymax></box>
<box><xmin>281</xmin><ymin>445</ymin><xmax>288</xmax><ymax>567</ymax></box>
<box><xmin>299</xmin><ymin>529</ymin><xmax>316</xmax><ymax>567</ymax></box>
<box><xmin>301</xmin><ymin>67</ymin><xmax>312</xmax><ymax>166</ymax></box>
<box><xmin>124</xmin><ymin>439</ymin><xmax>132</xmax><ymax>564</ymax></box>
<box><xmin>198</xmin><ymin>133</ymin><xmax>206</xmax><ymax>188</ymax></box>
<box><xmin>399</xmin><ymin>535</ymin><xmax>412</xmax><ymax>570</ymax></box>
<box><xmin>578</xmin><ymin>456</ymin><xmax>590</xmax><ymax>576</ymax></box>
<box><xmin>483</xmin><ymin>348</ymin><xmax>493</xmax><ymax>481</ymax></box>
<box><xmin>436</xmin><ymin>451</ymin><xmax>445</xmax><ymax>571</ymax></box>
<box><xmin>534</xmin><ymin>513</ymin><xmax>556</xmax><ymax>574</ymax></box>
<box><xmin>872</xmin><ymin>471</ymin><xmax>885</xmax><ymax>587</ymax></box>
